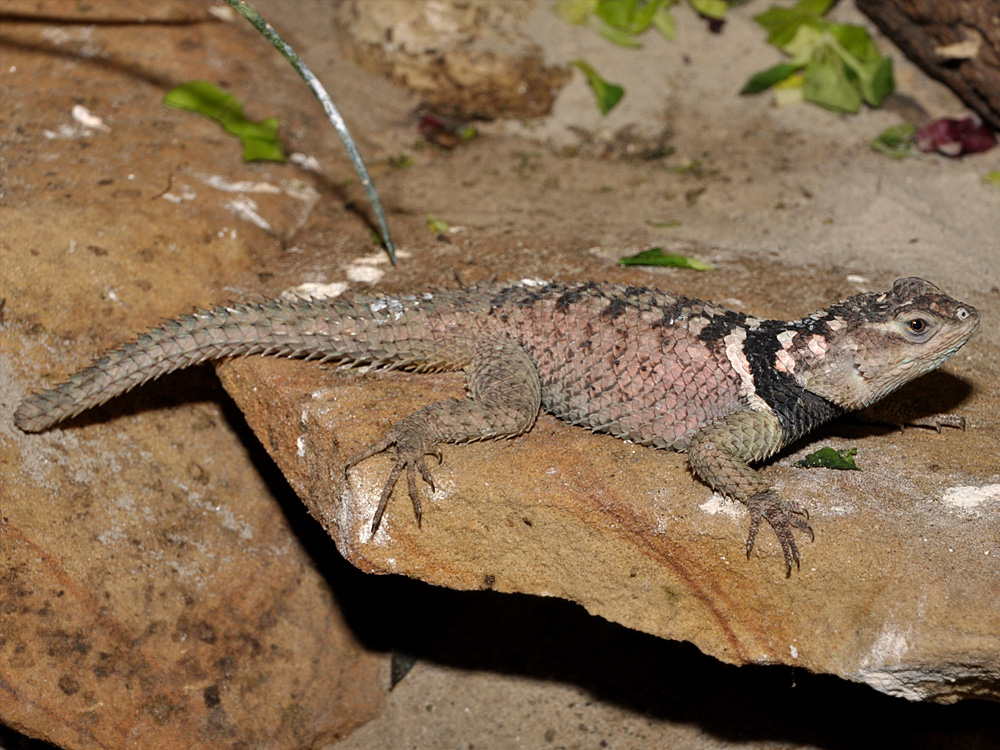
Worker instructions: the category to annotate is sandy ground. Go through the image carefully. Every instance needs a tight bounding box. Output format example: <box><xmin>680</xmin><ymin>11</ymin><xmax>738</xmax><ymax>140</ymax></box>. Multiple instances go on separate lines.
<box><xmin>2</xmin><ymin>0</ymin><xmax>999</xmax><ymax>748</ymax></box>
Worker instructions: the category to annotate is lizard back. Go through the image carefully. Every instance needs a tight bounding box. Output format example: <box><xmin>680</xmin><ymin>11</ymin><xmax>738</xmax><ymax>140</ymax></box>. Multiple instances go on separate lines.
<box><xmin>483</xmin><ymin>282</ymin><xmax>750</xmax><ymax>449</ymax></box>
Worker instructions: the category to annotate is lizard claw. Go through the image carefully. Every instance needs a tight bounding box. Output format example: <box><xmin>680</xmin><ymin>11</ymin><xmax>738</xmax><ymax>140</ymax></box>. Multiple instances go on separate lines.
<box><xmin>745</xmin><ymin>490</ymin><xmax>813</xmax><ymax>577</ymax></box>
<box><xmin>344</xmin><ymin>425</ymin><xmax>441</xmax><ymax>535</ymax></box>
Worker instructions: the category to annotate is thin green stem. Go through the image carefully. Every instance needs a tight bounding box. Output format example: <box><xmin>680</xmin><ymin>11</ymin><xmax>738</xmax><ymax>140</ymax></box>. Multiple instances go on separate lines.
<box><xmin>222</xmin><ymin>0</ymin><xmax>397</xmax><ymax>264</ymax></box>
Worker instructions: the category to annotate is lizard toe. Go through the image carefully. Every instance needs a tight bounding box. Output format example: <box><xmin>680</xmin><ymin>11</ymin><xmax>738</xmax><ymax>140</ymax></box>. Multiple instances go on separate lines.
<box><xmin>348</xmin><ymin>423</ymin><xmax>443</xmax><ymax>535</ymax></box>
<box><xmin>745</xmin><ymin>490</ymin><xmax>813</xmax><ymax>576</ymax></box>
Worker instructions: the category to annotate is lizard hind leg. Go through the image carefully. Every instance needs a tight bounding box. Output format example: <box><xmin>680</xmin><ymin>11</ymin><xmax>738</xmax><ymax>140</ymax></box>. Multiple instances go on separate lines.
<box><xmin>345</xmin><ymin>336</ymin><xmax>543</xmax><ymax>535</ymax></box>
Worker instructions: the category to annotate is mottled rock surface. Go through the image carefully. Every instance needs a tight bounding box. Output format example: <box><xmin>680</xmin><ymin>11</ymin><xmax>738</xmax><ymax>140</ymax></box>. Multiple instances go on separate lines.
<box><xmin>1</xmin><ymin>2</ymin><xmax>386</xmax><ymax>747</ymax></box>
<box><xmin>334</xmin><ymin>0</ymin><xmax>570</xmax><ymax>119</ymax></box>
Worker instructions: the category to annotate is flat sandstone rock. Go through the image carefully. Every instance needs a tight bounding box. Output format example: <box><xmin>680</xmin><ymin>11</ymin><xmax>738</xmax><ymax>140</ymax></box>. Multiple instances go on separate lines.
<box><xmin>216</xmin><ymin>354</ymin><xmax>1000</xmax><ymax>705</ymax></box>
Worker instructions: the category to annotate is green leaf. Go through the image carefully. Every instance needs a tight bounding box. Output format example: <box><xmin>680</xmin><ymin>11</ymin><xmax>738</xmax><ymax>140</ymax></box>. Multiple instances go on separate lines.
<box><xmin>164</xmin><ymin>80</ymin><xmax>285</xmax><ymax>162</ymax></box>
<box><xmin>651</xmin><ymin>5</ymin><xmax>677</xmax><ymax>39</ymax></box>
<box><xmin>740</xmin><ymin>61</ymin><xmax>803</xmax><ymax>94</ymax></box>
<box><xmin>824</xmin><ymin>24</ymin><xmax>893</xmax><ymax>107</ymax></box>
<box><xmin>597</xmin><ymin>24</ymin><xmax>644</xmax><ymax>47</ymax></box>
<box><xmin>984</xmin><ymin>170</ymin><xmax>1000</xmax><ymax>188</ymax></box>
<box><xmin>571</xmin><ymin>59</ymin><xmax>626</xmax><ymax>115</ymax></box>
<box><xmin>794</xmin><ymin>446</ymin><xmax>859</xmax><ymax>470</ymax></box>
<box><xmin>802</xmin><ymin>44</ymin><xmax>861</xmax><ymax>112</ymax></box>
<box><xmin>830</xmin><ymin>23</ymin><xmax>881</xmax><ymax>64</ymax></box>
<box><xmin>782</xmin><ymin>23</ymin><xmax>826</xmax><ymax>63</ymax></box>
<box><xmin>688</xmin><ymin>0</ymin><xmax>728</xmax><ymax>20</ymax></box>
<box><xmin>870</xmin><ymin>123</ymin><xmax>915</xmax><ymax>158</ymax></box>
<box><xmin>754</xmin><ymin>0</ymin><xmax>832</xmax><ymax>48</ymax></box>
<box><xmin>628</xmin><ymin>0</ymin><xmax>666</xmax><ymax>34</ymax></box>
<box><xmin>555</xmin><ymin>0</ymin><xmax>599</xmax><ymax>24</ymax></box>
<box><xmin>866</xmin><ymin>55</ymin><xmax>895</xmax><ymax>106</ymax></box>
<box><xmin>595</xmin><ymin>0</ymin><xmax>639</xmax><ymax>30</ymax></box>
<box><xmin>426</xmin><ymin>214</ymin><xmax>450</xmax><ymax>234</ymax></box>
<box><xmin>618</xmin><ymin>247</ymin><xmax>713</xmax><ymax>269</ymax></box>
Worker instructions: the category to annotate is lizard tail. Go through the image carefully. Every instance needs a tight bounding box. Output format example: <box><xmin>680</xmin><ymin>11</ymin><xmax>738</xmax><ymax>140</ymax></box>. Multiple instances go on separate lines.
<box><xmin>14</xmin><ymin>296</ymin><xmax>466</xmax><ymax>432</ymax></box>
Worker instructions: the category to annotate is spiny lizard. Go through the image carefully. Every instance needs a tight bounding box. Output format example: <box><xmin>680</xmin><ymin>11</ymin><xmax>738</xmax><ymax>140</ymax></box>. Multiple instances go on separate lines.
<box><xmin>15</xmin><ymin>277</ymin><xmax>980</xmax><ymax>575</ymax></box>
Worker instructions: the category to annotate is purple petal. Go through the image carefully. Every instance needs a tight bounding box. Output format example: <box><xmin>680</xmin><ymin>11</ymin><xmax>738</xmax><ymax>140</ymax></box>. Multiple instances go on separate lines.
<box><xmin>916</xmin><ymin>116</ymin><xmax>997</xmax><ymax>157</ymax></box>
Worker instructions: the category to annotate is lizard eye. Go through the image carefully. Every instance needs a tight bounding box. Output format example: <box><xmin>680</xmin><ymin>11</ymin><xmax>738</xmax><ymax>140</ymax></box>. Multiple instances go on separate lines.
<box><xmin>902</xmin><ymin>314</ymin><xmax>935</xmax><ymax>342</ymax></box>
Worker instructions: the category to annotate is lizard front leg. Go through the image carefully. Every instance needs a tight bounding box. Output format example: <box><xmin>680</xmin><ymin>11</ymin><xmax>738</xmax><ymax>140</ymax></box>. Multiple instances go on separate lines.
<box><xmin>345</xmin><ymin>336</ymin><xmax>542</xmax><ymax>534</ymax></box>
<box><xmin>687</xmin><ymin>409</ymin><xmax>812</xmax><ymax>576</ymax></box>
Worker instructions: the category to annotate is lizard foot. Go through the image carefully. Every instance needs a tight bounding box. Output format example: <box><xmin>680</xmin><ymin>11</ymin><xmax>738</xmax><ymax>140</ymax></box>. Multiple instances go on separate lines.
<box><xmin>344</xmin><ymin>426</ymin><xmax>442</xmax><ymax>535</ymax></box>
<box><xmin>897</xmin><ymin>413</ymin><xmax>966</xmax><ymax>433</ymax></box>
<box><xmin>745</xmin><ymin>490</ymin><xmax>814</xmax><ymax>577</ymax></box>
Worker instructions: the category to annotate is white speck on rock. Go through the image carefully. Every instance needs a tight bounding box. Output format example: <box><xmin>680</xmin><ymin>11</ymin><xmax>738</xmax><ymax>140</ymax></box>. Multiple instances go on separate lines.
<box><xmin>868</xmin><ymin>625</ymin><xmax>910</xmax><ymax>664</ymax></box>
<box><xmin>72</xmin><ymin>104</ymin><xmax>111</xmax><ymax>132</ymax></box>
<box><xmin>346</xmin><ymin>264</ymin><xmax>385</xmax><ymax>284</ymax></box>
<box><xmin>699</xmin><ymin>493</ymin><xmax>744</xmax><ymax>517</ymax></box>
<box><xmin>289</xmin><ymin>152</ymin><xmax>321</xmax><ymax>171</ymax></box>
<box><xmin>283</xmin><ymin>281</ymin><xmax>349</xmax><ymax>300</ymax></box>
<box><xmin>225</xmin><ymin>197</ymin><xmax>271</xmax><ymax>231</ymax></box>
<box><xmin>941</xmin><ymin>483</ymin><xmax>1000</xmax><ymax>510</ymax></box>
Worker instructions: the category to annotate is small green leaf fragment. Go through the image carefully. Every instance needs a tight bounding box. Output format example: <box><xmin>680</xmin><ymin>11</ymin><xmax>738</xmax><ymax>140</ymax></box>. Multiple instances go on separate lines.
<box><xmin>668</xmin><ymin>159</ymin><xmax>701</xmax><ymax>174</ymax></box>
<box><xmin>984</xmin><ymin>170</ymin><xmax>1000</xmax><ymax>188</ymax></box>
<box><xmin>867</xmin><ymin>55</ymin><xmax>895</xmax><ymax>107</ymax></box>
<box><xmin>595</xmin><ymin>0</ymin><xmax>639</xmax><ymax>30</ymax></box>
<box><xmin>651</xmin><ymin>5</ymin><xmax>677</xmax><ymax>39</ymax></box>
<box><xmin>555</xmin><ymin>0</ymin><xmax>599</xmax><ymax>24</ymax></box>
<box><xmin>571</xmin><ymin>59</ymin><xmax>625</xmax><ymax>115</ymax></box>
<box><xmin>427</xmin><ymin>214</ymin><xmax>450</xmax><ymax>234</ymax></box>
<box><xmin>164</xmin><ymin>80</ymin><xmax>285</xmax><ymax>162</ymax></box>
<box><xmin>741</xmin><ymin>62</ymin><xmax>803</xmax><ymax>95</ymax></box>
<box><xmin>689</xmin><ymin>0</ymin><xmax>728</xmax><ymax>20</ymax></box>
<box><xmin>628</xmin><ymin>0</ymin><xmax>665</xmax><ymax>34</ymax></box>
<box><xmin>618</xmin><ymin>247</ymin><xmax>713</xmax><ymax>270</ymax></box>
<box><xmin>870</xmin><ymin>123</ymin><xmax>915</xmax><ymax>159</ymax></box>
<box><xmin>794</xmin><ymin>446</ymin><xmax>859</xmax><ymax>470</ymax></box>
<box><xmin>597</xmin><ymin>24</ymin><xmax>644</xmax><ymax>48</ymax></box>
<box><xmin>645</xmin><ymin>218</ymin><xmax>682</xmax><ymax>228</ymax></box>
<box><xmin>388</xmin><ymin>153</ymin><xmax>415</xmax><ymax>169</ymax></box>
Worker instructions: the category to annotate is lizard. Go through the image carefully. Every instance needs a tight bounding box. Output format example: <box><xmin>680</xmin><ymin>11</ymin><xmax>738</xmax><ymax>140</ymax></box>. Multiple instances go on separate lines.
<box><xmin>14</xmin><ymin>277</ymin><xmax>980</xmax><ymax>575</ymax></box>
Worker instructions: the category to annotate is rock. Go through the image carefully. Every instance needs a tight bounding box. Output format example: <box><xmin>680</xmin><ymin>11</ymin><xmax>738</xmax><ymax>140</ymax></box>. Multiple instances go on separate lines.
<box><xmin>216</xmin><ymin>354</ymin><xmax>1000</xmax><ymax>705</ymax></box>
<box><xmin>0</xmin><ymin>7</ymin><xmax>387</xmax><ymax>747</ymax></box>
<box><xmin>334</xmin><ymin>0</ymin><xmax>570</xmax><ymax>120</ymax></box>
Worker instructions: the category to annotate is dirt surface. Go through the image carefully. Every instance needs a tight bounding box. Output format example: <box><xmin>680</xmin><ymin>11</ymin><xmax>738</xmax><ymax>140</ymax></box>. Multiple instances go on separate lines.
<box><xmin>2</xmin><ymin>0</ymin><xmax>999</xmax><ymax>748</ymax></box>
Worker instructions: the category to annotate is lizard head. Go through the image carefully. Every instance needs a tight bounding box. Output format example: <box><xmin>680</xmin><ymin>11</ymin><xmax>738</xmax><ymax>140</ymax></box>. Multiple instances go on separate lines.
<box><xmin>791</xmin><ymin>278</ymin><xmax>980</xmax><ymax>410</ymax></box>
